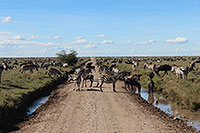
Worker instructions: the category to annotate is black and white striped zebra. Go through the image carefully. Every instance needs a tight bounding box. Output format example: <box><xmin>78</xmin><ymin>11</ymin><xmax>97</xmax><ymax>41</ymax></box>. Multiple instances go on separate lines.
<box><xmin>96</xmin><ymin>72</ymin><xmax>123</xmax><ymax>92</ymax></box>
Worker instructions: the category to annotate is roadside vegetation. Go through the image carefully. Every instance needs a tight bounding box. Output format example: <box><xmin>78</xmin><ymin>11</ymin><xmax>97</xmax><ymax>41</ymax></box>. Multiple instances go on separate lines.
<box><xmin>101</xmin><ymin>57</ymin><xmax>200</xmax><ymax>111</ymax></box>
<box><xmin>0</xmin><ymin>50</ymin><xmax>87</xmax><ymax>127</ymax></box>
<box><xmin>0</xmin><ymin>63</ymin><xmax>80</xmax><ymax>109</ymax></box>
<box><xmin>56</xmin><ymin>50</ymin><xmax>78</xmax><ymax>66</ymax></box>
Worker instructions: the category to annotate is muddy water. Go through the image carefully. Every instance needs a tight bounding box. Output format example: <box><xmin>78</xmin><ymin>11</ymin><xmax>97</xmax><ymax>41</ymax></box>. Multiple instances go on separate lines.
<box><xmin>139</xmin><ymin>88</ymin><xmax>200</xmax><ymax>131</ymax></box>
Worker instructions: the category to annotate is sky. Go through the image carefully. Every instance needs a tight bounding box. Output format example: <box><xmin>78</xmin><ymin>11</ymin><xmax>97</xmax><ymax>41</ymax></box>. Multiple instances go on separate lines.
<box><xmin>0</xmin><ymin>0</ymin><xmax>200</xmax><ymax>57</ymax></box>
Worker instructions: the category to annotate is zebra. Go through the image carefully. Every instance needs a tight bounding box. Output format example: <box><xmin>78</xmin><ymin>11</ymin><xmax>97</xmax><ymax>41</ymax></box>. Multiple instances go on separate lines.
<box><xmin>171</xmin><ymin>65</ymin><xmax>189</xmax><ymax>81</ymax></box>
<box><xmin>123</xmin><ymin>74</ymin><xmax>141</xmax><ymax>96</ymax></box>
<box><xmin>148</xmin><ymin>79</ymin><xmax>155</xmax><ymax>93</ymax></box>
<box><xmin>0</xmin><ymin>66</ymin><xmax>4</xmax><ymax>83</ymax></box>
<box><xmin>45</xmin><ymin>68</ymin><xmax>62</xmax><ymax>78</ymax></box>
<box><xmin>20</xmin><ymin>64</ymin><xmax>39</xmax><ymax>73</ymax></box>
<box><xmin>96</xmin><ymin>72</ymin><xmax>123</xmax><ymax>92</ymax></box>
<box><xmin>143</xmin><ymin>62</ymin><xmax>156</xmax><ymax>71</ymax></box>
<box><xmin>154</xmin><ymin>64</ymin><xmax>172</xmax><ymax>77</ymax></box>
<box><xmin>74</xmin><ymin>74</ymin><xmax>82</xmax><ymax>91</ymax></box>
<box><xmin>81</xmin><ymin>73</ymin><xmax>94</xmax><ymax>88</ymax></box>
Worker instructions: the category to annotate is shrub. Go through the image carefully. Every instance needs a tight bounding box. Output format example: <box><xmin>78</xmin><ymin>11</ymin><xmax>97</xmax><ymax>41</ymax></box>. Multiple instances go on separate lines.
<box><xmin>56</xmin><ymin>50</ymin><xmax>78</xmax><ymax>66</ymax></box>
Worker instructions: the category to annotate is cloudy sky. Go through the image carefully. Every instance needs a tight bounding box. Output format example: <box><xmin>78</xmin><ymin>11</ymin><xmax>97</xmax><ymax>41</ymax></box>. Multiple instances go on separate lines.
<box><xmin>0</xmin><ymin>0</ymin><xmax>200</xmax><ymax>57</ymax></box>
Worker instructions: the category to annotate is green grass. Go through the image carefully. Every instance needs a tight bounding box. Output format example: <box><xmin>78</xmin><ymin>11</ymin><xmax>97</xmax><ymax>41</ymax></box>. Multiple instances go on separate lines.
<box><xmin>101</xmin><ymin>58</ymin><xmax>200</xmax><ymax>111</ymax></box>
<box><xmin>0</xmin><ymin>60</ymin><xmax>86</xmax><ymax>110</ymax></box>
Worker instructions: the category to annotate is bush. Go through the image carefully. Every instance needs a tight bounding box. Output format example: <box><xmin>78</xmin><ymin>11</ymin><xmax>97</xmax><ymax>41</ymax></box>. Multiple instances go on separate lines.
<box><xmin>56</xmin><ymin>50</ymin><xmax>78</xmax><ymax>66</ymax></box>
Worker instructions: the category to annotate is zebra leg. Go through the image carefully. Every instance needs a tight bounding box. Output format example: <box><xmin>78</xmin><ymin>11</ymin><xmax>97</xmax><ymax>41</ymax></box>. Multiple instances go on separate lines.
<box><xmin>137</xmin><ymin>84</ymin><xmax>141</xmax><ymax>96</ymax></box>
<box><xmin>77</xmin><ymin>82</ymin><xmax>81</xmax><ymax>91</ymax></box>
<box><xmin>82</xmin><ymin>79</ymin><xmax>84</xmax><ymax>88</ymax></box>
<box><xmin>85</xmin><ymin>79</ymin><xmax>87</xmax><ymax>87</ymax></box>
<box><xmin>113</xmin><ymin>82</ymin><xmax>116</xmax><ymax>92</ymax></box>
<box><xmin>176</xmin><ymin>73</ymin><xmax>179</xmax><ymax>82</ymax></box>
<box><xmin>73</xmin><ymin>81</ymin><xmax>76</xmax><ymax>91</ymax></box>
<box><xmin>96</xmin><ymin>80</ymin><xmax>99</xmax><ymax>87</ymax></box>
<box><xmin>90</xmin><ymin>78</ymin><xmax>94</xmax><ymax>87</ymax></box>
<box><xmin>130</xmin><ymin>85</ymin><xmax>135</xmax><ymax>93</ymax></box>
<box><xmin>99</xmin><ymin>81</ymin><xmax>104</xmax><ymax>92</ymax></box>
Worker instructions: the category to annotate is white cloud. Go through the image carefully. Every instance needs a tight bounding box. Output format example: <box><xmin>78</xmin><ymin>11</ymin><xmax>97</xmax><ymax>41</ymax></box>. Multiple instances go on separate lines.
<box><xmin>166</xmin><ymin>37</ymin><xmax>188</xmax><ymax>44</ymax></box>
<box><xmin>134</xmin><ymin>40</ymin><xmax>156</xmax><ymax>45</ymax></box>
<box><xmin>54</xmin><ymin>36</ymin><xmax>62</xmax><ymax>39</ymax></box>
<box><xmin>196</xmin><ymin>42</ymin><xmax>200</xmax><ymax>45</ymax></box>
<box><xmin>31</xmin><ymin>35</ymin><xmax>39</xmax><ymax>39</ymax></box>
<box><xmin>175</xmin><ymin>48</ymin><xmax>187</xmax><ymax>52</ymax></box>
<box><xmin>40</xmin><ymin>49</ymin><xmax>46</xmax><ymax>53</ymax></box>
<box><xmin>1</xmin><ymin>16</ymin><xmax>11</xmax><ymax>23</ymax></box>
<box><xmin>72</xmin><ymin>39</ymin><xmax>87</xmax><ymax>44</ymax></box>
<box><xmin>95</xmin><ymin>34</ymin><xmax>106</xmax><ymax>38</ymax></box>
<box><xmin>125</xmin><ymin>40</ymin><xmax>131</xmax><ymax>43</ymax></box>
<box><xmin>14</xmin><ymin>35</ymin><xmax>27</xmax><ymax>40</ymax></box>
<box><xmin>0</xmin><ymin>32</ymin><xmax>12</xmax><ymax>36</ymax></box>
<box><xmin>84</xmin><ymin>44</ymin><xmax>96</xmax><ymax>48</ymax></box>
<box><xmin>75</xmin><ymin>36</ymin><xmax>83</xmax><ymax>40</ymax></box>
<box><xmin>102</xmin><ymin>40</ymin><xmax>113</xmax><ymax>44</ymax></box>
<box><xmin>148</xmin><ymin>40</ymin><xmax>156</xmax><ymax>43</ymax></box>
<box><xmin>1</xmin><ymin>16</ymin><xmax>23</xmax><ymax>23</ymax></box>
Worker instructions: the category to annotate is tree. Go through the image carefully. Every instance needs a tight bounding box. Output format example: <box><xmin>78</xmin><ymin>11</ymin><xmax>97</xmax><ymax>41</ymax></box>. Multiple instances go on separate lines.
<box><xmin>56</xmin><ymin>50</ymin><xmax>78</xmax><ymax>66</ymax></box>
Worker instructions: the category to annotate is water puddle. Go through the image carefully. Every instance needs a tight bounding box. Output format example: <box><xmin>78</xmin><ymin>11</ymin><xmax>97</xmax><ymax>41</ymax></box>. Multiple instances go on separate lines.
<box><xmin>139</xmin><ymin>88</ymin><xmax>200</xmax><ymax>131</ymax></box>
<box><xmin>26</xmin><ymin>68</ymin><xmax>80</xmax><ymax>116</ymax></box>
<box><xmin>27</xmin><ymin>96</ymin><xmax>49</xmax><ymax>116</ymax></box>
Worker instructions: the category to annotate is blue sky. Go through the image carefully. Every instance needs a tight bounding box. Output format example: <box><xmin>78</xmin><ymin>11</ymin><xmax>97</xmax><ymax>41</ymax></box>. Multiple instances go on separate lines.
<box><xmin>0</xmin><ymin>0</ymin><xmax>200</xmax><ymax>57</ymax></box>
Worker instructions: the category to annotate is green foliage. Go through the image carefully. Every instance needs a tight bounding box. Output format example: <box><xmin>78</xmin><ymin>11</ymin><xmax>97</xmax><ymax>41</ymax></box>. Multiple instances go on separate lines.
<box><xmin>56</xmin><ymin>50</ymin><xmax>78</xmax><ymax>66</ymax></box>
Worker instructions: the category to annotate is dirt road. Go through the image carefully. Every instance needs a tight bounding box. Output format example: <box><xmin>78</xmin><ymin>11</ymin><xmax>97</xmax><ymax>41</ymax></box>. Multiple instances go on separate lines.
<box><xmin>14</xmin><ymin>59</ymin><xmax>194</xmax><ymax>133</ymax></box>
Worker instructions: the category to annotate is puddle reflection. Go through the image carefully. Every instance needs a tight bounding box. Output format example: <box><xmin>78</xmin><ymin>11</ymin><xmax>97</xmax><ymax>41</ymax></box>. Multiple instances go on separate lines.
<box><xmin>139</xmin><ymin>88</ymin><xmax>200</xmax><ymax>131</ymax></box>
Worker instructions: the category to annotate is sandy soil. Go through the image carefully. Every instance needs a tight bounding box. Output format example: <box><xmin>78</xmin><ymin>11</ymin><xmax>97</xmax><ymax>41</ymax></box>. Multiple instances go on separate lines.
<box><xmin>13</xmin><ymin>58</ymin><xmax>197</xmax><ymax>133</ymax></box>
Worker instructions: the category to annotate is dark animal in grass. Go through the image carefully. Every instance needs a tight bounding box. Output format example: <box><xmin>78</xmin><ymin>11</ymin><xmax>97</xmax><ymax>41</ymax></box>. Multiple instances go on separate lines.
<box><xmin>148</xmin><ymin>79</ymin><xmax>155</xmax><ymax>93</ymax></box>
<box><xmin>0</xmin><ymin>65</ymin><xmax>6</xmax><ymax>83</ymax></box>
<box><xmin>123</xmin><ymin>75</ymin><xmax>141</xmax><ymax>96</ymax></box>
<box><xmin>20</xmin><ymin>64</ymin><xmax>39</xmax><ymax>73</ymax></box>
<box><xmin>155</xmin><ymin>64</ymin><xmax>172</xmax><ymax>77</ymax></box>
<box><xmin>45</xmin><ymin>68</ymin><xmax>62</xmax><ymax>78</ymax></box>
<box><xmin>132</xmin><ymin>74</ymin><xmax>142</xmax><ymax>81</ymax></box>
<box><xmin>147</xmin><ymin>72</ymin><xmax>155</xmax><ymax>80</ymax></box>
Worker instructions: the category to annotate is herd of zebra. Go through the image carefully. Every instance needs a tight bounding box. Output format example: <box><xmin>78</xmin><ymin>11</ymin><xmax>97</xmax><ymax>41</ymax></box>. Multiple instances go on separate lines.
<box><xmin>73</xmin><ymin>57</ymin><xmax>200</xmax><ymax>96</ymax></box>
<box><xmin>143</xmin><ymin>61</ymin><xmax>196</xmax><ymax>80</ymax></box>
<box><xmin>0</xmin><ymin>58</ymin><xmax>84</xmax><ymax>83</ymax></box>
<box><xmin>73</xmin><ymin>60</ymin><xmax>143</xmax><ymax>96</ymax></box>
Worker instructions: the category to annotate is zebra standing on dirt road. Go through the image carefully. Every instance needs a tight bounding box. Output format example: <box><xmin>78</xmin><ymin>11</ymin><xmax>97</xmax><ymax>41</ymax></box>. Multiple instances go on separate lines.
<box><xmin>74</xmin><ymin>73</ymin><xmax>82</xmax><ymax>91</ymax></box>
<box><xmin>96</xmin><ymin>72</ymin><xmax>124</xmax><ymax>92</ymax></box>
